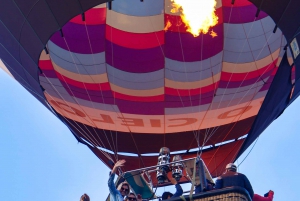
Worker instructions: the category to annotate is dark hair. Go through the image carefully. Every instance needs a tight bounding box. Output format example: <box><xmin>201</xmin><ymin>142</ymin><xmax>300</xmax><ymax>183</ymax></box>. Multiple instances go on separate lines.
<box><xmin>122</xmin><ymin>183</ymin><xmax>130</xmax><ymax>189</ymax></box>
<box><xmin>162</xmin><ymin>192</ymin><xmax>173</xmax><ymax>200</ymax></box>
<box><xmin>80</xmin><ymin>194</ymin><xmax>90</xmax><ymax>201</ymax></box>
<box><xmin>126</xmin><ymin>193</ymin><xmax>136</xmax><ymax>200</ymax></box>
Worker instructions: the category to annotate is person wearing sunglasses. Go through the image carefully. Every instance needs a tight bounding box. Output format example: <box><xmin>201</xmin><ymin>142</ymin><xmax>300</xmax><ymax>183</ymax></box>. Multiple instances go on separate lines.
<box><xmin>161</xmin><ymin>174</ymin><xmax>183</xmax><ymax>200</ymax></box>
<box><xmin>116</xmin><ymin>181</ymin><xmax>130</xmax><ymax>197</ymax></box>
<box><xmin>125</xmin><ymin>193</ymin><xmax>137</xmax><ymax>201</ymax></box>
<box><xmin>125</xmin><ymin>193</ymin><xmax>143</xmax><ymax>201</ymax></box>
<box><xmin>108</xmin><ymin>159</ymin><xmax>130</xmax><ymax>201</ymax></box>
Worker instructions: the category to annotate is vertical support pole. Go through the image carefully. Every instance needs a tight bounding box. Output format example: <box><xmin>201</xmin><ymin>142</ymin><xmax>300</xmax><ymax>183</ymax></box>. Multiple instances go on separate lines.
<box><xmin>197</xmin><ymin>158</ymin><xmax>207</xmax><ymax>192</ymax></box>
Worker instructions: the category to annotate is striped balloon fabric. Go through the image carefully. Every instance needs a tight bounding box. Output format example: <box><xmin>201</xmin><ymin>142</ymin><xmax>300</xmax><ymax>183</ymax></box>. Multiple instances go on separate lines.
<box><xmin>38</xmin><ymin>0</ymin><xmax>289</xmax><ymax>177</ymax></box>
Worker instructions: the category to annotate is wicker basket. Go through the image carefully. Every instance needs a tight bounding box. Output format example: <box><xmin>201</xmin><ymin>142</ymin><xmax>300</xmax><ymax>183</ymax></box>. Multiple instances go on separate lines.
<box><xmin>192</xmin><ymin>191</ymin><xmax>249</xmax><ymax>201</ymax></box>
<box><xmin>170</xmin><ymin>187</ymin><xmax>251</xmax><ymax>201</ymax></box>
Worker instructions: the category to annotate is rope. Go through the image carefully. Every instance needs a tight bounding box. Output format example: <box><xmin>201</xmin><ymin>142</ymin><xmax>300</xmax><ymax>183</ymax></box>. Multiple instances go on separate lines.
<box><xmin>188</xmin><ymin>158</ymin><xmax>197</xmax><ymax>201</ymax></box>
<box><xmin>189</xmin><ymin>3</ymin><xmax>282</xmax><ymax>162</ymax></box>
<box><xmin>237</xmin><ymin>136</ymin><xmax>260</xmax><ymax>167</ymax></box>
<box><xmin>82</xmin><ymin>13</ymin><xmax>120</xmax><ymax>160</ymax></box>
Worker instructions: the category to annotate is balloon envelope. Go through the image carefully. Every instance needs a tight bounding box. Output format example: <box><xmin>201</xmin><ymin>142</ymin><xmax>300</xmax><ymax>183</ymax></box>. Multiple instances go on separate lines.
<box><xmin>1</xmin><ymin>0</ymin><xmax>298</xmax><ymax>185</ymax></box>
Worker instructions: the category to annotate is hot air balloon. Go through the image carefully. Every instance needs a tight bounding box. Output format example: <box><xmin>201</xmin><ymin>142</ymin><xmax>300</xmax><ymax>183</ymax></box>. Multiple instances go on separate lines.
<box><xmin>1</xmin><ymin>0</ymin><xmax>300</xmax><ymax>200</ymax></box>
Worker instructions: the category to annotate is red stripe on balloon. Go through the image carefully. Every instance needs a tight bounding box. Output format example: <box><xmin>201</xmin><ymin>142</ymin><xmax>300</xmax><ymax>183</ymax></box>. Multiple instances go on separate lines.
<box><xmin>106</xmin><ymin>25</ymin><xmax>164</xmax><ymax>49</ymax></box>
<box><xmin>113</xmin><ymin>92</ymin><xmax>164</xmax><ymax>102</ymax></box>
<box><xmin>39</xmin><ymin>60</ymin><xmax>54</xmax><ymax>70</ymax></box>
<box><xmin>56</xmin><ymin>73</ymin><xmax>111</xmax><ymax>91</ymax></box>
<box><xmin>221</xmin><ymin>60</ymin><xmax>277</xmax><ymax>82</ymax></box>
<box><xmin>222</xmin><ymin>0</ymin><xmax>252</xmax><ymax>7</ymax></box>
<box><xmin>165</xmin><ymin>82</ymin><xmax>219</xmax><ymax>96</ymax></box>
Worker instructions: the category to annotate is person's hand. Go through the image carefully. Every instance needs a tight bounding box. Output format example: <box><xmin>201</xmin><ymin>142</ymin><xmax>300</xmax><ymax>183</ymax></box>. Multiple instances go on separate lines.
<box><xmin>137</xmin><ymin>194</ymin><xmax>142</xmax><ymax>201</ymax></box>
<box><xmin>169</xmin><ymin>177</ymin><xmax>178</xmax><ymax>185</ymax></box>
<box><xmin>112</xmin><ymin>159</ymin><xmax>126</xmax><ymax>173</ymax></box>
<box><xmin>166</xmin><ymin>172</ymin><xmax>177</xmax><ymax>185</ymax></box>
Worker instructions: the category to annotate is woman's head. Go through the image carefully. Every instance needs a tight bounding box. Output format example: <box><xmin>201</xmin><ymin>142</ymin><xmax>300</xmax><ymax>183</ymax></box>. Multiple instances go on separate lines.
<box><xmin>117</xmin><ymin>181</ymin><xmax>130</xmax><ymax>196</ymax></box>
<box><xmin>80</xmin><ymin>194</ymin><xmax>90</xmax><ymax>201</ymax></box>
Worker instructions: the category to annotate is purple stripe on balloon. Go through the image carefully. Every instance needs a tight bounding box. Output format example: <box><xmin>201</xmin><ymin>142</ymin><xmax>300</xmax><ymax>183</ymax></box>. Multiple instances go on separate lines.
<box><xmin>165</xmin><ymin>24</ymin><xmax>223</xmax><ymax>62</ymax></box>
<box><xmin>165</xmin><ymin>93</ymin><xmax>214</xmax><ymax>107</ymax></box>
<box><xmin>50</xmin><ymin>23</ymin><xmax>105</xmax><ymax>54</ymax></box>
<box><xmin>61</xmin><ymin>82</ymin><xmax>115</xmax><ymax>104</ymax></box>
<box><xmin>105</xmin><ymin>41</ymin><xmax>164</xmax><ymax>73</ymax></box>
<box><xmin>259</xmin><ymin>74</ymin><xmax>275</xmax><ymax>91</ymax></box>
<box><xmin>63</xmin><ymin>22</ymin><xmax>105</xmax><ymax>41</ymax></box>
<box><xmin>60</xmin><ymin>83</ymin><xmax>212</xmax><ymax>114</ymax></box>
<box><xmin>41</xmin><ymin>70</ymin><xmax>57</xmax><ymax>78</ymax></box>
<box><xmin>218</xmin><ymin>70</ymin><xmax>273</xmax><ymax>88</ymax></box>
<box><xmin>223</xmin><ymin>5</ymin><xmax>268</xmax><ymax>24</ymax></box>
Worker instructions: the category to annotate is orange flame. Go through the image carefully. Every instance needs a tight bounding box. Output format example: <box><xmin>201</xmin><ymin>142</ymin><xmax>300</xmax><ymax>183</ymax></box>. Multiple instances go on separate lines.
<box><xmin>164</xmin><ymin>20</ymin><xmax>172</xmax><ymax>31</ymax></box>
<box><xmin>171</xmin><ymin>0</ymin><xmax>218</xmax><ymax>37</ymax></box>
<box><xmin>210</xmin><ymin>30</ymin><xmax>218</xmax><ymax>38</ymax></box>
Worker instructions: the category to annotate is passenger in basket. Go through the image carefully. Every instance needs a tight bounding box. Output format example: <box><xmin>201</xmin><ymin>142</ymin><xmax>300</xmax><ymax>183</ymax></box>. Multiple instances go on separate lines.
<box><xmin>195</xmin><ymin>179</ymin><xmax>215</xmax><ymax>193</ymax></box>
<box><xmin>125</xmin><ymin>192</ymin><xmax>143</xmax><ymax>201</ymax></box>
<box><xmin>215</xmin><ymin>163</ymin><xmax>254</xmax><ymax>199</ymax></box>
<box><xmin>108</xmin><ymin>159</ymin><xmax>130</xmax><ymax>201</ymax></box>
<box><xmin>161</xmin><ymin>175</ymin><xmax>183</xmax><ymax>200</ymax></box>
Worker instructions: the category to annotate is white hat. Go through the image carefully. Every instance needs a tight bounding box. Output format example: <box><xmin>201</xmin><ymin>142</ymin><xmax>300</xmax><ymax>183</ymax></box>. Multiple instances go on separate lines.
<box><xmin>225</xmin><ymin>163</ymin><xmax>237</xmax><ymax>171</ymax></box>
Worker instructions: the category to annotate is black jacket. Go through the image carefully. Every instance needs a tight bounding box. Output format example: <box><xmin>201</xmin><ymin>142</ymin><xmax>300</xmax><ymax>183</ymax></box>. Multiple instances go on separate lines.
<box><xmin>215</xmin><ymin>171</ymin><xmax>254</xmax><ymax>198</ymax></box>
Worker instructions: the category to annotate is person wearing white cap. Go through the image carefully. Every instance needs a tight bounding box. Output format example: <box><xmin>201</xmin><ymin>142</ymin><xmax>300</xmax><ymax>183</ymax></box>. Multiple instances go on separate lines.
<box><xmin>215</xmin><ymin>163</ymin><xmax>254</xmax><ymax>199</ymax></box>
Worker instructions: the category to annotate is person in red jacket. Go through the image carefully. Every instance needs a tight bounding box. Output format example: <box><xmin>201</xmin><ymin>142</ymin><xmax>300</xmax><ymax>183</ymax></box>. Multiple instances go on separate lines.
<box><xmin>253</xmin><ymin>190</ymin><xmax>274</xmax><ymax>201</ymax></box>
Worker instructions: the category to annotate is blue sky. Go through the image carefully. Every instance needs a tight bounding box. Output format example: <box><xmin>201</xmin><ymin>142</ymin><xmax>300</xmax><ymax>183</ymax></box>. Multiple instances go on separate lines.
<box><xmin>1</xmin><ymin>68</ymin><xmax>299</xmax><ymax>200</ymax></box>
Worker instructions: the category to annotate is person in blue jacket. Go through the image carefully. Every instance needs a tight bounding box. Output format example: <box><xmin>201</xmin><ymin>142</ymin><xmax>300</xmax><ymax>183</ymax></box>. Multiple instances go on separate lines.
<box><xmin>215</xmin><ymin>163</ymin><xmax>254</xmax><ymax>199</ymax></box>
<box><xmin>108</xmin><ymin>159</ymin><xmax>130</xmax><ymax>201</ymax></box>
<box><xmin>161</xmin><ymin>176</ymin><xmax>183</xmax><ymax>200</ymax></box>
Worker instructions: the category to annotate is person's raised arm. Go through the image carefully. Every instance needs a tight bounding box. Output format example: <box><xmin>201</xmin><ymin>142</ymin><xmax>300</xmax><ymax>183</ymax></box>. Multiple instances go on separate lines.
<box><xmin>168</xmin><ymin>175</ymin><xmax>183</xmax><ymax>198</ymax></box>
<box><xmin>112</xmin><ymin>159</ymin><xmax>126</xmax><ymax>174</ymax></box>
<box><xmin>108</xmin><ymin>160</ymin><xmax>126</xmax><ymax>195</ymax></box>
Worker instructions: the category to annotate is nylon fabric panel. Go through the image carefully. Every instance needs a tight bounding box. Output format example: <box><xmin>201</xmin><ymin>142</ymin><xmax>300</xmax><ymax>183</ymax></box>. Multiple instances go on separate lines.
<box><xmin>36</xmin><ymin>0</ymin><xmax>288</xmax><ymax>175</ymax></box>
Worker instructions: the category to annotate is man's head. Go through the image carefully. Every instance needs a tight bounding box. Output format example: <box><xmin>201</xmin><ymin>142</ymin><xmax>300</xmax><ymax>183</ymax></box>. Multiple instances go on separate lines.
<box><xmin>225</xmin><ymin>163</ymin><xmax>237</xmax><ymax>172</ymax></box>
<box><xmin>126</xmin><ymin>193</ymin><xmax>137</xmax><ymax>201</ymax></box>
<box><xmin>162</xmin><ymin>192</ymin><xmax>173</xmax><ymax>200</ymax></box>
<box><xmin>80</xmin><ymin>194</ymin><xmax>90</xmax><ymax>201</ymax></box>
<box><xmin>117</xmin><ymin>182</ymin><xmax>130</xmax><ymax>197</ymax></box>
